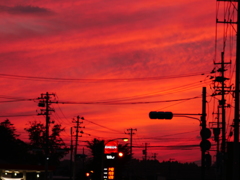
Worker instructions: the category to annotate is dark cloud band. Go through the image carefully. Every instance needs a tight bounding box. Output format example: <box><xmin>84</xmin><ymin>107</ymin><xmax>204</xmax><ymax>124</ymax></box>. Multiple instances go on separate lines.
<box><xmin>0</xmin><ymin>5</ymin><xmax>53</xmax><ymax>15</ymax></box>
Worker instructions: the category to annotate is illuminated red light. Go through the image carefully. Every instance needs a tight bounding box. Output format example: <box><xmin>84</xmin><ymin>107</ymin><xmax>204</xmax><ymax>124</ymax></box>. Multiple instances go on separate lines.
<box><xmin>118</xmin><ymin>152</ymin><xmax>124</xmax><ymax>157</ymax></box>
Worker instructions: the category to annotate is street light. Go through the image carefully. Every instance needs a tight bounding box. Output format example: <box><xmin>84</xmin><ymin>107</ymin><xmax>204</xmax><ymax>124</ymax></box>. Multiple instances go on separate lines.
<box><xmin>105</xmin><ymin>138</ymin><xmax>129</xmax><ymax>144</ymax></box>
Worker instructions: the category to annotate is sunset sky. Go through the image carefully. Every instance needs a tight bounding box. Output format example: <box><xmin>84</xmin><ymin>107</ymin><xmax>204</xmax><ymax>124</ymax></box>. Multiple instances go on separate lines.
<box><xmin>0</xmin><ymin>0</ymin><xmax>236</xmax><ymax>164</ymax></box>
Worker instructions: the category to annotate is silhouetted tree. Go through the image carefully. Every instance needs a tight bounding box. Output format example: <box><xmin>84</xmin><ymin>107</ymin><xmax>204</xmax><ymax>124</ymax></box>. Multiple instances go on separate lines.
<box><xmin>0</xmin><ymin>119</ymin><xmax>30</xmax><ymax>164</ymax></box>
<box><xmin>86</xmin><ymin>138</ymin><xmax>104</xmax><ymax>180</ymax></box>
<box><xmin>25</xmin><ymin>121</ymin><xmax>68</xmax><ymax>166</ymax></box>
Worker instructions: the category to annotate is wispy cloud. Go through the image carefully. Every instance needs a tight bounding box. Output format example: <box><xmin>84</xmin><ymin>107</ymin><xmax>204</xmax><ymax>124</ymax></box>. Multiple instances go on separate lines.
<box><xmin>0</xmin><ymin>0</ymin><xmax>218</xmax><ymax>163</ymax></box>
<box><xmin>0</xmin><ymin>5</ymin><xmax>54</xmax><ymax>16</ymax></box>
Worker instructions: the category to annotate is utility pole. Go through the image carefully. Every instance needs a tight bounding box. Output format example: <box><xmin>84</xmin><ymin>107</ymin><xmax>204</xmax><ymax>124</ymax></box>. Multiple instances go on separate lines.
<box><xmin>201</xmin><ymin>87</ymin><xmax>207</xmax><ymax>180</ymax></box>
<box><xmin>70</xmin><ymin>127</ymin><xmax>73</xmax><ymax>180</ymax></box>
<box><xmin>217</xmin><ymin>106</ymin><xmax>220</xmax><ymax>153</ymax></box>
<box><xmin>37</xmin><ymin>92</ymin><xmax>56</xmax><ymax>180</ymax></box>
<box><xmin>233</xmin><ymin>1</ymin><xmax>240</xmax><ymax>180</ymax></box>
<box><xmin>152</xmin><ymin>153</ymin><xmax>157</xmax><ymax>160</ymax></box>
<box><xmin>214</xmin><ymin>52</ymin><xmax>231</xmax><ymax>154</ymax></box>
<box><xmin>142</xmin><ymin>143</ymin><xmax>149</xmax><ymax>161</ymax></box>
<box><xmin>125</xmin><ymin>128</ymin><xmax>137</xmax><ymax>158</ymax></box>
<box><xmin>215</xmin><ymin>1</ymin><xmax>239</xmax><ymax>179</ymax></box>
<box><xmin>72</xmin><ymin>116</ymin><xmax>84</xmax><ymax>180</ymax></box>
<box><xmin>220</xmin><ymin>52</ymin><xmax>226</xmax><ymax>153</ymax></box>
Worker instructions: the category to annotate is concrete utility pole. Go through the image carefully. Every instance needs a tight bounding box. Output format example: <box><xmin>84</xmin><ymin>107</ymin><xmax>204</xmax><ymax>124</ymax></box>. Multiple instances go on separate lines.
<box><xmin>125</xmin><ymin>128</ymin><xmax>137</xmax><ymax>158</ymax></box>
<box><xmin>233</xmin><ymin>1</ymin><xmax>240</xmax><ymax>180</ymax></box>
<box><xmin>152</xmin><ymin>153</ymin><xmax>157</xmax><ymax>160</ymax></box>
<box><xmin>143</xmin><ymin>143</ymin><xmax>149</xmax><ymax>161</ymax></box>
<box><xmin>214</xmin><ymin>52</ymin><xmax>231</xmax><ymax>154</ymax></box>
<box><xmin>216</xmin><ymin>1</ymin><xmax>240</xmax><ymax>179</ymax></box>
<box><xmin>214</xmin><ymin>52</ymin><xmax>231</xmax><ymax>180</ymax></box>
<box><xmin>70</xmin><ymin>127</ymin><xmax>73</xmax><ymax>180</ymax></box>
<box><xmin>72</xmin><ymin>116</ymin><xmax>84</xmax><ymax>180</ymax></box>
<box><xmin>38</xmin><ymin>92</ymin><xmax>56</xmax><ymax>180</ymax></box>
<box><xmin>201</xmin><ymin>87</ymin><xmax>207</xmax><ymax>180</ymax></box>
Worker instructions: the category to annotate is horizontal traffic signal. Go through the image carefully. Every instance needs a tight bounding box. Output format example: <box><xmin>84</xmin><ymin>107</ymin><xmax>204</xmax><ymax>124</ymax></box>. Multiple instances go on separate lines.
<box><xmin>149</xmin><ymin>111</ymin><xmax>173</xmax><ymax>120</ymax></box>
<box><xmin>200</xmin><ymin>128</ymin><xmax>212</xmax><ymax>151</ymax></box>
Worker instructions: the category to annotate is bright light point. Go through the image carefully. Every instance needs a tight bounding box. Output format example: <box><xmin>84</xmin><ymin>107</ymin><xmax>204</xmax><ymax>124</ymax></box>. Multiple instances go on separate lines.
<box><xmin>37</xmin><ymin>174</ymin><xmax>40</xmax><ymax>178</ymax></box>
<box><xmin>2</xmin><ymin>178</ymin><xmax>22</xmax><ymax>180</ymax></box>
<box><xmin>118</xmin><ymin>152</ymin><xmax>124</xmax><ymax>157</ymax></box>
<box><xmin>123</xmin><ymin>138</ymin><xmax>128</xmax><ymax>142</ymax></box>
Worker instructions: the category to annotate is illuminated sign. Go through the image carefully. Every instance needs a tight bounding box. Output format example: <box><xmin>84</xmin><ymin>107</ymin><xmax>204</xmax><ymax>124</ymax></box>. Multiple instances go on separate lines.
<box><xmin>104</xmin><ymin>141</ymin><xmax>118</xmax><ymax>154</ymax></box>
<box><xmin>106</xmin><ymin>155</ymin><xmax>115</xmax><ymax>159</ymax></box>
<box><xmin>108</xmin><ymin>167</ymin><xmax>114</xmax><ymax>179</ymax></box>
<box><xmin>103</xmin><ymin>167</ymin><xmax>115</xmax><ymax>180</ymax></box>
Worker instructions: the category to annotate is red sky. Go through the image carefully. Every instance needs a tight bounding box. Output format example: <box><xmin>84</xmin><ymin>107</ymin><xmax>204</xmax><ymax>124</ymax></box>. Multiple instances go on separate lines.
<box><xmin>0</xmin><ymin>0</ymin><xmax>235</xmax><ymax>164</ymax></box>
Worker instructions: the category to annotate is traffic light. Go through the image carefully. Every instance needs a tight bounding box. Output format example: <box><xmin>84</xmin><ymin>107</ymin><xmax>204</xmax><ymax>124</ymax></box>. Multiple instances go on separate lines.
<box><xmin>149</xmin><ymin>111</ymin><xmax>173</xmax><ymax>119</ymax></box>
<box><xmin>200</xmin><ymin>128</ymin><xmax>211</xmax><ymax>152</ymax></box>
<box><xmin>86</xmin><ymin>172</ymin><xmax>90</xmax><ymax>177</ymax></box>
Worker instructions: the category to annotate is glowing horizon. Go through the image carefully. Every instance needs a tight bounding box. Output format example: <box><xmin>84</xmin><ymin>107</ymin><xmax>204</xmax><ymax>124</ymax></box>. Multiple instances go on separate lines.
<box><xmin>0</xmin><ymin>0</ymin><xmax>235</xmax><ymax>164</ymax></box>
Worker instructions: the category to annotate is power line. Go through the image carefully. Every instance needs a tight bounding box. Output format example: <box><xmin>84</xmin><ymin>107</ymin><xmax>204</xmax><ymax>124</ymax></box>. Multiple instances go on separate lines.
<box><xmin>56</xmin><ymin>96</ymin><xmax>201</xmax><ymax>105</ymax></box>
<box><xmin>84</xmin><ymin>119</ymin><xmax>124</xmax><ymax>134</ymax></box>
<box><xmin>0</xmin><ymin>114</ymin><xmax>36</xmax><ymax>117</ymax></box>
<box><xmin>0</xmin><ymin>72</ymin><xmax>208</xmax><ymax>82</ymax></box>
<box><xmin>0</xmin><ymin>99</ymin><xmax>36</xmax><ymax>103</ymax></box>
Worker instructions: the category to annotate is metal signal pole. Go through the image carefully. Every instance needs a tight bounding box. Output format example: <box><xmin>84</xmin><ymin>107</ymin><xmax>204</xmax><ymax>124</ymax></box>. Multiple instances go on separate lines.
<box><xmin>70</xmin><ymin>127</ymin><xmax>73</xmax><ymax>180</ymax></box>
<box><xmin>201</xmin><ymin>87</ymin><xmax>207</xmax><ymax>180</ymax></box>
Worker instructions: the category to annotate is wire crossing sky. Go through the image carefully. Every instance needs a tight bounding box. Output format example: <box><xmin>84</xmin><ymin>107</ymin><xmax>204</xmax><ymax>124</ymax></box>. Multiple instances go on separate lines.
<box><xmin>0</xmin><ymin>0</ymin><xmax>221</xmax><ymax>163</ymax></box>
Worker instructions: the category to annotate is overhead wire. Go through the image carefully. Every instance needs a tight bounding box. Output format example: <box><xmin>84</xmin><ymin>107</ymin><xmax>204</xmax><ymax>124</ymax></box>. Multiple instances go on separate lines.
<box><xmin>0</xmin><ymin>72</ymin><xmax>214</xmax><ymax>156</ymax></box>
<box><xmin>0</xmin><ymin>114</ymin><xmax>36</xmax><ymax>117</ymax></box>
<box><xmin>213</xmin><ymin>1</ymin><xmax>237</xmax><ymax>145</ymax></box>
<box><xmin>0</xmin><ymin>72</ymin><xmax>209</xmax><ymax>82</ymax></box>
<box><xmin>86</xmin><ymin>79</ymin><xmax>211</xmax><ymax>103</ymax></box>
<box><xmin>0</xmin><ymin>79</ymin><xmax>210</xmax><ymax>106</ymax></box>
<box><xmin>57</xmin><ymin>96</ymin><xmax>201</xmax><ymax>105</ymax></box>
<box><xmin>83</xmin><ymin>119</ymin><xmax>124</xmax><ymax>134</ymax></box>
